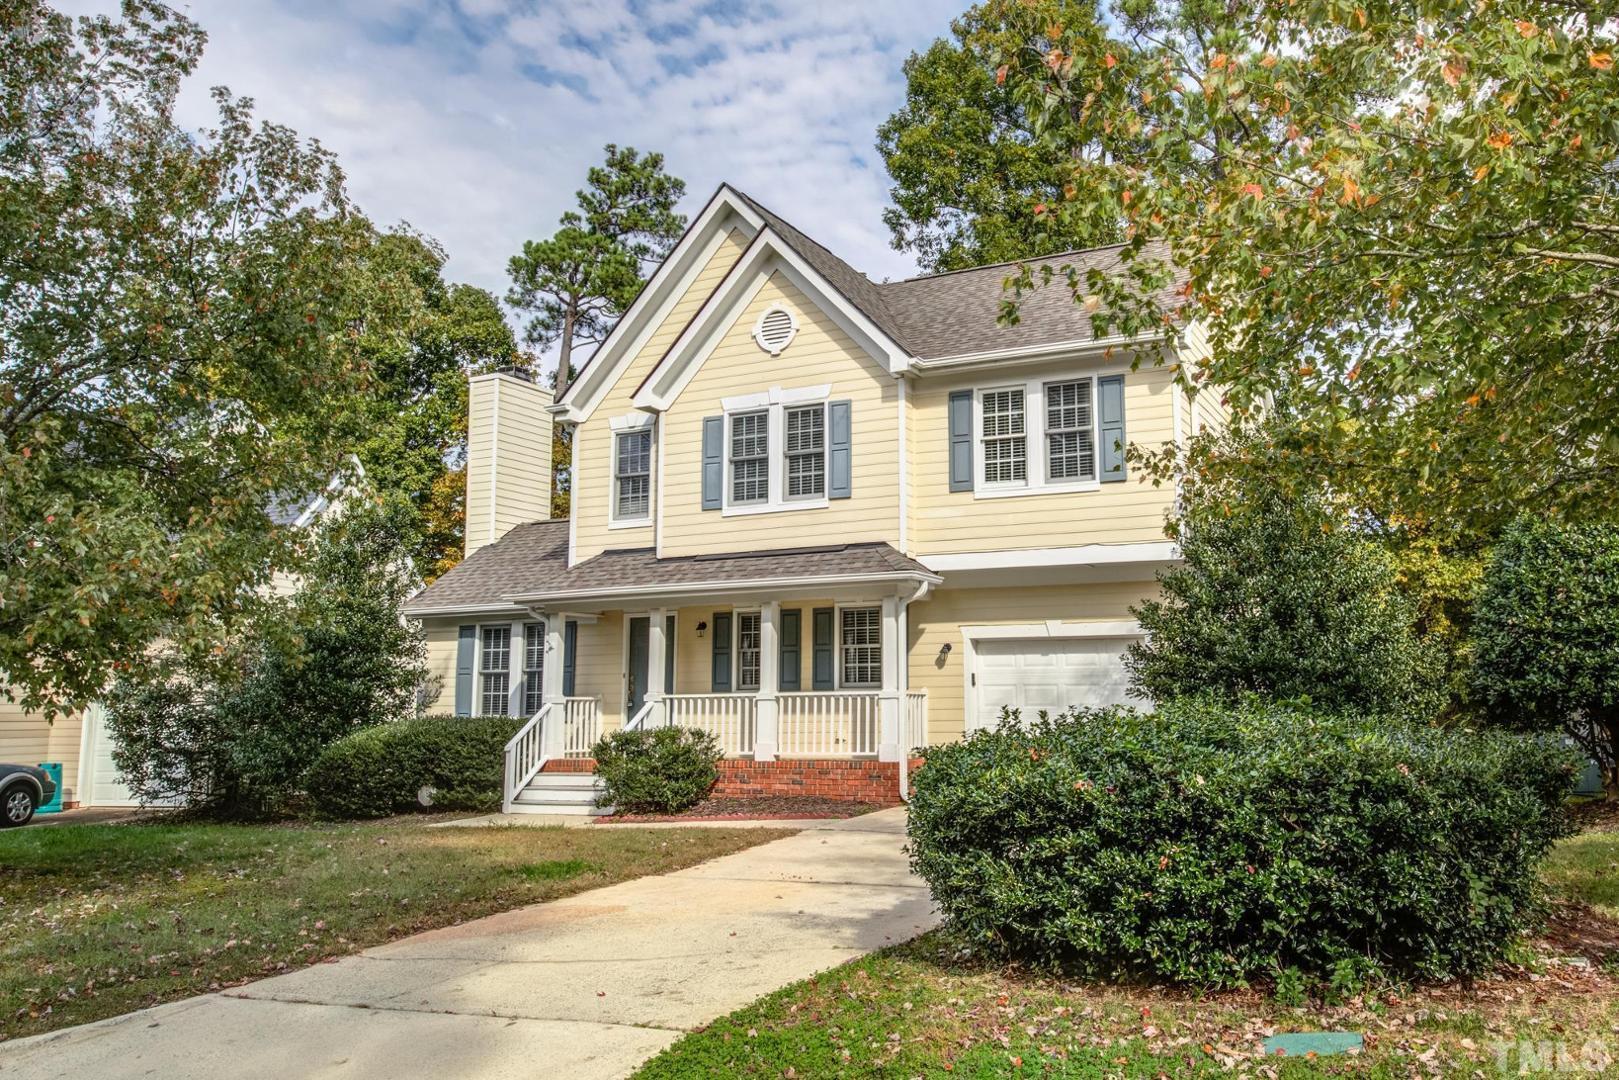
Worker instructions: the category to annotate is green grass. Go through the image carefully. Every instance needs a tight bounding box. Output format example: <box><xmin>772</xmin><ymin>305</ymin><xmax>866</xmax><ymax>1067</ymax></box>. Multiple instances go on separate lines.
<box><xmin>0</xmin><ymin>817</ymin><xmax>787</xmax><ymax>1041</ymax></box>
<box><xmin>635</xmin><ymin>827</ymin><xmax>1619</xmax><ymax>1079</ymax></box>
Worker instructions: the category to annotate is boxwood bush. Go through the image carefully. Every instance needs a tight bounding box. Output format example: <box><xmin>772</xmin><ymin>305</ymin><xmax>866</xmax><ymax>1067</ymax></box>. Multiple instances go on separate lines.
<box><xmin>907</xmin><ymin>699</ymin><xmax>1578</xmax><ymax>986</ymax></box>
<box><xmin>593</xmin><ymin>726</ymin><xmax>721</xmax><ymax>814</ymax></box>
<box><xmin>304</xmin><ymin>715</ymin><xmax>523</xmax><ymax>819</ymax></box>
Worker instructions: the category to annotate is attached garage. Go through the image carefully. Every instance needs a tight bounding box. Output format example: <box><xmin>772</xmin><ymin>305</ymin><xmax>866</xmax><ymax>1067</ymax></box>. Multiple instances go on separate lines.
<box><xmin>964</xmin><ymin>623</ymin><xmax>1143</xmax><ymax>732</ymax></box>
<box><xmin>78</xmin><ymin>704</ymin><xmax>177</xmax><ymax>808</ymax></box>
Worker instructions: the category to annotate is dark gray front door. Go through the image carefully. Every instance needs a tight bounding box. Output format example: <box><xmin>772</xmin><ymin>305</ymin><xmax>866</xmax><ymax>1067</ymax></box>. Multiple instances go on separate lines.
<box><xmin>628</xmin><ymin>617</ymin><xmax>650</xmax><ymax>716</ymax></box>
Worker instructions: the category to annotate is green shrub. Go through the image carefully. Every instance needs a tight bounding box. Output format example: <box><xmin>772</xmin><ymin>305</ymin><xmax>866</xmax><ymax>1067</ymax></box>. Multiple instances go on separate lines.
<box><xmin>304</xmin><ymin>715</ymin><xmax>522</xmax><ymax>819</ymax></box>
<box><xmin>907</xmin><ymin>699</ymin><xmax>1578</xmax><ymax>987</ymax></box>
<box><xmin>592</xmin><ymin>727</ymin><xmax>721</xmax><ymax>814</ymax></box>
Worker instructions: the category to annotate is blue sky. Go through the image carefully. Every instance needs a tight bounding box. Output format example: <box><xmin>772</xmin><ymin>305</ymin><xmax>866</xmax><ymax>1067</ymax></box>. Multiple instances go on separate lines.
<box><xmin>62</xmin><ymin>0</ymin><xmax>965</xmax><ymax>361</ymax></box>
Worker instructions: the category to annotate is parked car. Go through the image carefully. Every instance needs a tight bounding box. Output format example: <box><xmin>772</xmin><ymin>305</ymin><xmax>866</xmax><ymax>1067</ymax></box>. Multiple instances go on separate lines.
<box><xmin>1</xmin><ymin>764</ymin><xmax>55</xmax><ymax>827</ymax></box>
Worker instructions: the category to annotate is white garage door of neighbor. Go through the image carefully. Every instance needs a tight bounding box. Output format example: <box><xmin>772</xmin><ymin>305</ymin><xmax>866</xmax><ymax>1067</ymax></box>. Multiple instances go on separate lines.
<box><xmin>82</xmin><ymin>704</ymin><xmax>176</xmax><ymax>808</ymax></box>
<box><xmin>972</xmin><ymin>637</ymin><xmax>1140</xmax><ymax>730</ymax></box>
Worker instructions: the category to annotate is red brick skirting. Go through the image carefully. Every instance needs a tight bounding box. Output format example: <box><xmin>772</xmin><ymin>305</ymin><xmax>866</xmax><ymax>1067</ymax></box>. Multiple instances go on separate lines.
<box><xmin>542</xmin><ymin>756</ymin><xmax>925</xmax><ymax>804</ymax></box>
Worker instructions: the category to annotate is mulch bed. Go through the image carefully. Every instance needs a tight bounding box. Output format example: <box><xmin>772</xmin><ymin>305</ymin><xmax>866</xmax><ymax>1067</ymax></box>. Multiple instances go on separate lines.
<box><xmin>597</xmin><ymin>795</ymin><xmax>886</xmax><ymax>823</ymax></box>
<box><xmin>1571</xmin><ymin>796</ymin><xmax>1619</xmax><ymax>831</ymax></box>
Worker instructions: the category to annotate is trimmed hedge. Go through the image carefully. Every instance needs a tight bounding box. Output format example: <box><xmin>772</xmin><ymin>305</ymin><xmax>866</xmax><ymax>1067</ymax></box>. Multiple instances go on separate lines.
<box><xmin>592</xmin><ymin>726</ymin><xmax>721</xmax><ymax>814</ymax></box>
<box><xmin>304</xmin><ymin>716</ymin><xmax>523</xmax><ymax>819</ymax></box>
<box><xmin>907</xmin><ymin>699</ymin><xmax>1579</xmax><ymax>986</ymax></box>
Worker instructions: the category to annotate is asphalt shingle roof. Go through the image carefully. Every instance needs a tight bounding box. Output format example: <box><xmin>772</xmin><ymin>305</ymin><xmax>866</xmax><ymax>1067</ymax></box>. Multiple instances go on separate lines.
<box><xmin>405</xmin><ymin>524</ymin><xmax>935</xmax><ymax>615</ymax></box>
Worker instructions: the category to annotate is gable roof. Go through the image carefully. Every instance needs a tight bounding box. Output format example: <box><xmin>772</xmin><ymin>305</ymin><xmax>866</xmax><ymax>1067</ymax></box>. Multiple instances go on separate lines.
<box><xmin>404</xmin><ymin>519</ymin><xmax>571</xmax><ymax>615</ymax></box>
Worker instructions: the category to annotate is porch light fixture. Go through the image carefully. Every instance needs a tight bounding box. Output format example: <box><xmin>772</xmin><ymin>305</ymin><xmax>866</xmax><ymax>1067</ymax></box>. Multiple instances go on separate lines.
<box><xmin>938</xmin><ymin>642</ymin><xmax>952</xmax><ymax>659</ymax></box>
<box><xmin>696</xmin><ymin>620</ymin><xmax>708</xmax><ymax>639</ymax></box>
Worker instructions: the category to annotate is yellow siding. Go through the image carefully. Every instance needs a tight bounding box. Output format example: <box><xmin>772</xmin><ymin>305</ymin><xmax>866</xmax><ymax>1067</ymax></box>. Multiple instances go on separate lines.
<box><xmin>908</xmin><ymin>357</ymin><xmax>1181</xmax><ymax>556</ymax></box>
<box><xmin>421</xmin><ymin>620</ymin><xmax>461</xmax><ymax>714</ymax></box>
<box><xmin>572</xmin><ymin>231</ymin><xmax>751</xmax><ymax>562</ymax></box>
<box><xmin>657</xmin><ymin>274</ymin><xmax>901</xmax><ymax>558</ymax></box>
<box><xmin>0</xmin><ymin>694</ymin><xmax>84</xmax><ymax>806</ymax></box>
<box><xmin>466</xmin><ymin>374</ymin><xmax>553</xmax><ymax>556</ymax></box>
<box><xmin>907</xmin><ymin>581</ymin><xmax>1156</xmax><ymax>745</ymax></box>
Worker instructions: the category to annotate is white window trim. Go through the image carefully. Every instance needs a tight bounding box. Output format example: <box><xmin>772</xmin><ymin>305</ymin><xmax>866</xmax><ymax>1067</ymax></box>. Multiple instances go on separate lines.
<box><xmin>834</xmin><ymin>603</ymin><xmax>883</xmax><ymax>690</ymax></box>
<box><xmin>732</xmin><ymin>609</ymin><xmax>763</xmax><ymax>691</ymax></box>
<box><xmin>720</xmin><ymin>384</ymin><xmax>832</xmax><ymax>517</ymax></box>
<box><xmin>607</xmin><ymin>414</ymin><xmax>656</xmax><ymax>530</ymax></box>
<box><xmin>521</xmin><ymin>619</ymin><xmax>547</xmax><ymax>715</ymax></box>
<box><xmin>973</xmin><ymin>373</ymin><xmax>1111</xmax><ymax>500</ymax></box>
<box><xmin>476</xmin><ymin>623</ymin><xmax>516</xmax><ymax>717</ymax></box>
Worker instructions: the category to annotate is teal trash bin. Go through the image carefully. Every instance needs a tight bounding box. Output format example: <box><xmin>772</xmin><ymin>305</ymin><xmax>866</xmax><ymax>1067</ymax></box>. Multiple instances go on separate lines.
<box><xmin>37</xmin><ymin>762</ymin><xmax>63</xmax><ymax>814</ymax></box>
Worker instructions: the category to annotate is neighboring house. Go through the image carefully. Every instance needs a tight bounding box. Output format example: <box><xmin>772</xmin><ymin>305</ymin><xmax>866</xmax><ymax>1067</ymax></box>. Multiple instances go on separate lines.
<box><xmin>403</xmin><ymin>185</ymin><xmax>1225</xmax><ymax>813</ymax></box>
<box><xmin>0</xmin><ymin>468</ymin><xmax>359</xmax><ymax>809</ymax></box>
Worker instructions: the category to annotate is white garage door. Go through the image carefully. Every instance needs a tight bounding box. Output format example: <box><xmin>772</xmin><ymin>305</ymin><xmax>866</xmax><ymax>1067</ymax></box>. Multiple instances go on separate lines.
<box><xmin>81</xmin><ymin>705</ymin><xmax>176</xmax><ymax>807</ymax></box>
<box><xmin>972</xmin><ymin>637</ymin><xmax>1140</xmax><ymax>730</ymax></box>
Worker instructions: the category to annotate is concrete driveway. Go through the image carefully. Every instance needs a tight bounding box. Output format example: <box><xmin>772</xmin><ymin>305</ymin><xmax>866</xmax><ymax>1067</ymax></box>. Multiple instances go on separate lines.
<box><xmin>0</xmin><ymin>808</ymin><xmax>937</xmax><ymax>1080</ymax></box>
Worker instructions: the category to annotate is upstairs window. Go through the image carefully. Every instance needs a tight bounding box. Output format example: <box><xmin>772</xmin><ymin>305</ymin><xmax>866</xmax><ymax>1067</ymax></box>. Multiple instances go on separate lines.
<box><xmin>784</xmin><ymin>404</ymin><xmax>826</xmax><ymax>499</ymax></box>
<box><xmin>1044</xmin><ymin>379</ymin><xmax>1095</xmax><ymax>482</ymax></box>
<box><xmin>980</xmin><ymin>388</ymin><xmax>1027</xmax><ymax>485</ymax></box>
<box><xmin>614</xmin><ymin>429</ymin><xmax>652</xmax><ymax>520</ymax></box>
<box><xmin>730</xmin><ymin>411</ymin><xmax>769</xmax><ymax>504</ymax></box>
<box><xmin>480</xmin><ymin>625</ymin><xmax>511</xmax><ymax>716</ymax></box>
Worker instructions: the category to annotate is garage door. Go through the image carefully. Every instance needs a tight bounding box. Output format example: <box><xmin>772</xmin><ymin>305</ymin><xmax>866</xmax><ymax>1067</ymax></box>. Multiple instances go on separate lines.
<box><xmin>972</xmin><ymin>637</ymin><xmax>1140</xmax><ymax>730</ymax></box>
<box><xmin>81</xmin><ymin>705</ymin><xmax>177</xmax><ymax>807</ymax></box>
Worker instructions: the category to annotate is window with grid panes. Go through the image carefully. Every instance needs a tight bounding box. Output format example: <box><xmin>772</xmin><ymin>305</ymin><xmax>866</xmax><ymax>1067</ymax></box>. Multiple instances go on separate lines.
<box><xmin>1044</xmin><ymin>379</ymin><xmax>1096</xmax><ymax>481</ymax></box>
<box><xmin>840</xmin><ymin>607</ymin><xmax>881</xmax><ymax>687</ymax></box>
<box><xmin>480</xmin><ymin>625</ymin><xmax>510</xmax><ymax>716</ymax></box>
<box><xmin>614</xmin><ymin>430</ymin><xmax>651</xmax><ymax>519</ymax></box>
<box><xmin>784</xmin><ymin>404</ymin><xmax>825</xmax><ymax>498</ymax></box>
<box><xmin>980</xmin><ymin>388</ymin><xmax>1027</xmax><ymax>484</ymax></box>
<box><xmin>729</xmin><ymin>411</ymin><xmax>769</xmax><ymax>503</ymax></box>
<box><xmin>736</xmin><ymin>611</ymin><xmax>761</xmax><ymax>690</ymax></box>
<box><xmin>522</xmin><ymin>621</ymin><xmax>545</xmax><ymax>715</ymax></box>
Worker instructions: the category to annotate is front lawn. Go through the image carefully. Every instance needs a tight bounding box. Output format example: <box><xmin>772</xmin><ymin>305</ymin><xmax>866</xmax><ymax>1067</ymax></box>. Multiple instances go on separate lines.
<box><xmin>0</xmin><ymin>817</ymin><xmax>788</xmax><ymax>1041</ymax></box>
<box><xmin>636</xmin><ymin>824</ymin><xmax>1619</xmax><ymax>1079</ymax></box>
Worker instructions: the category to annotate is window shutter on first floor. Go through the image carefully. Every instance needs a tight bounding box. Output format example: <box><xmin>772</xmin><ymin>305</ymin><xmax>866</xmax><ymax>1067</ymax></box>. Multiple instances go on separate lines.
<box><xmin>711</xmin><ymin>612</ymin><xmax>733</xmax><ymax>691</ymax></box>
<box><xmin>948</xmin><ymin>389</ymin><xmax>973</xmax><ymax>492</ymax></box>
<box><xmin>827</xmin><ymin>400</ymin><xmax>852</xmax><ymax>499</ymax></box>
<box><xmin>811</xmin><ymin>607</ymin><xmax>835</xmax><ymax>690</ymax></box>
<box><xmin>454</xmin><ymin>625</ymin><xmax>476</xmax><ymax>716</ymax></box>
<box><xmin>562</xmin><ymin>620</ymin><xmax>578</xmax><ymax>697</ymax></box>
<box><xmin>702</xmin><ymin>416</ymin><xmax>723</xmax><ymax>510</ymax></box>
<box><xmin>1098</xmin><ymin>374</ymin><xmax>1127</xmax><ymax>482</ymax></box>
<box><xmin>779</xmin><ymin>608</ymin><xmax>802</xmax><ymax>691</ymax></box>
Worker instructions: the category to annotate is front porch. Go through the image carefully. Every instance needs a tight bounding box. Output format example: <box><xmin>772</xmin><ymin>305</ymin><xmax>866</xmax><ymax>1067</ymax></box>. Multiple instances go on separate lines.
<box><xmin>499</xmin><ymin>595</ymin><xmax>930</xmax><ymax>814</ymax></box>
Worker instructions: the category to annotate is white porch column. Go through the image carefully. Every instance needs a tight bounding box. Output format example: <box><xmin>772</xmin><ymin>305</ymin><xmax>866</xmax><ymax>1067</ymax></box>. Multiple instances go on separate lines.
<box><xmin>754</xmin><ymin>601</ymin><xmax>780</xmax><ymax>761</ymax></box>
<box><xmin>646</xmin><ymin>608</ymin><xmax>668</xmax><ymax>727</ymax></box>
<box><xmin>540</xmin><ymin>614</ymin><xmax>566</xmax><ymax>760</ymax></box>
<box><xmin>877</xmin><ymin>595</ymin><xmax>902</xmax><ymax>762</ymax></box>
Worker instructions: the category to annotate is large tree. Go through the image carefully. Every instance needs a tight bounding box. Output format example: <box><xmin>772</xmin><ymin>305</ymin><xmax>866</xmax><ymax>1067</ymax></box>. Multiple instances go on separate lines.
<box><xmin>1</xmin><ymin>0</ymin><xmax>390</xmax><ymax>715</ymax></box>
<box><xmin>877</xmin><ymin>1</ymin><xmax>1123</xmax><ymax>272</ymax></box>
<box><xmin>507</xmin><ymin>146</ymin><xmax>686</xmax><ymax>382</ymax></box>
<box><xmin>989</xmin><ymin>0</ymin><xmax>1619</xmax><ymax>544</ymax></box>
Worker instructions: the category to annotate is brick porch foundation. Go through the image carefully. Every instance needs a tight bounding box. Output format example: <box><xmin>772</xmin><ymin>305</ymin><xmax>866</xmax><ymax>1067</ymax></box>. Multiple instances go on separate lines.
<box><xmin>543</xmin><ymin>757</ymin><xmax>924</xmax><ymax>804</ymax></box>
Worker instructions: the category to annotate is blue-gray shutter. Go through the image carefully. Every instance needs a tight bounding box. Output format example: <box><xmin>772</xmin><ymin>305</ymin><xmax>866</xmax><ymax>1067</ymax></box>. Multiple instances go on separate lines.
<box><xmin>1098</xmin><ymin>374</ymin><xmax>1127</xmax><ymax>482</ymax></box>
<box><xmin>948</xmin><ymin>389</ymin><xmax>973</xmax><ymax>492</ymax></box>
<box><xmin>454</xmin><ymin>625</ymin><xmax>476</xmax><ymax>716</ymax></box>
<box><xmin>811</xmin><ymin>607</ymin><xmax>835</xmax><ymax>690</ymax></box>
<box><xmin>711</xmin><ymin>612</ymin><xmax>733</xmax><ymax>691</ymax></box>
<box><xmin>779</xmin><ymin>609</ymin><xmax>802</xmax><ymax>691</ymax></box>
<box><xmin>664</xmin><ymin>614</ymin><xmax>676</xmax><ymax>694</ymax></box>
<box><xmin>562</xmin><ymin>620</ymin><xmax>578</xmax><ymax>697</ymax></box>
<box><xmin>701</xmin><ymin>416</ymin><xmax>723</xmax><ymax>510</ymax></box>
<box><xmin>827</xmin><ymin>400</ymin><xmax>852</xmax><ymax>500</ymax></box>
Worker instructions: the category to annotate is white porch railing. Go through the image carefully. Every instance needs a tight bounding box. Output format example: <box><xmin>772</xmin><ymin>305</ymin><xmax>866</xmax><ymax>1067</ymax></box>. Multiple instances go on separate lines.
<box><xmin>903</xmin><ymin>690</ymin><xmax>928</xmax><ymax>756</ymax></box>
<box><xmin>562</xmin><ymin>696</ymin><xmax>601</xmax><ymax>758</ymax></box>
<box><xmin>664</xmin><ymin>693</ymin><xmax>756</xmax><ymax>756</ymax></box>
<box><xmin>502</xmin><ymin>702</ymin><xmax>552</xmax><ymax>814</ymax></box>
<box><xmin>778</xmin><ymin>691</ymin><xmax>880</xmax><ymax>757</ymax></box>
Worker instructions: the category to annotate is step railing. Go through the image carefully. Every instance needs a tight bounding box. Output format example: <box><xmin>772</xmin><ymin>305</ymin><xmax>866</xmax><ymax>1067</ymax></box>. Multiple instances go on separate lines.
<box><xmin>623</xmin><ymin>698</ymin><xmax>658</xmax><ymax>734</ymax></box>
<box><xmin>562</xmin><ymin>696</ymin><xmax>601</xmax><ymax>757</ymax></box>
<box><xmin>502</xmin><ymin>702</ymin><xmax>552</xmax><ymax>814</ymax></box>
<box><xmin>663</xmin><ymin>694</ymin><xmax>755</xmax><ymax>757</ymax></box>
<box><xmin>778</xmin><ymin>691</ymin><xmax>880</xmax><ymax>757</ymax></box>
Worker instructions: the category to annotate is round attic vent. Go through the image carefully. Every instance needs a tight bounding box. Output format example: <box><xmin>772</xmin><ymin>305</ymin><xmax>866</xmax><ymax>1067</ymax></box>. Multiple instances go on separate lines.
<box><xmin>753</xmin><ymin>306</ymin><xmax>798</xmax><ymax>356</ymax></box>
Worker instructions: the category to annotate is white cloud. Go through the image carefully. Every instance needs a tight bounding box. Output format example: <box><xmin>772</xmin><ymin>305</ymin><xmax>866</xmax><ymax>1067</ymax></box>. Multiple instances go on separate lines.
<box><xmin>56</xmin><ymin>0</ymin><xmax>965</xmax><ymax>375</ymax></box>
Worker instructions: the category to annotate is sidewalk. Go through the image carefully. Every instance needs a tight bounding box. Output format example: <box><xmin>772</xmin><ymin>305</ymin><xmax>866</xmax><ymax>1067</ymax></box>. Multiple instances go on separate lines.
<box><xmin>0</xmin><ymin>808</ymin><xmax>936</xmax><ymax>1080</ymax></box>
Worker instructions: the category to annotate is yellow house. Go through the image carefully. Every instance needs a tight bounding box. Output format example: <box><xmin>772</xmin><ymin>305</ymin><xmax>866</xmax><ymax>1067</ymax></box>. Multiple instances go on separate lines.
<box><xmin>403</xmin><ymin>186</ymin><xmax>1222</xmax><ymax>813</ymax></box>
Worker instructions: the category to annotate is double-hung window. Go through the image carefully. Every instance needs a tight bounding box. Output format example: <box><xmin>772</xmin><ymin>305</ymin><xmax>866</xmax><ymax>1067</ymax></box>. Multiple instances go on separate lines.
<box><xmin>784</xmin><ymin>405</ymin><xmax>825</xmax><ymax>499</ymax></box>
<box><xmin>1044</xmin><ymin>379</ymin><xmax>1095</xmax><ymax>482</ymax></box>
<box><xmin>522</xmin><ymin>621</ymin><xmax>545</xmax><ymax>715</ymax></box>
<box><xmin>736</xmin><ymin>611</ymin><xmax>762</xmax><ymax>691</ymax></box>
<box><xmin>839</xmin><ymin>607</ymin><xmax>881</xmax><ymax>688</ymax></box>
<box><xmin>614</xmin><ymin>430</ymin><xmax>652</xmax><ymax>521</ymax></box>
<box><xmin>480</xmin><ymin>625</ymin><xmax>511</xmax><ymax>716</ymax></box>
<box><xmin>980</xmin><ymin>388</ymin><xmax>1027</xmax><ymax>485</ymax></box>
<box><xmin>730</xmin><ymin>411</ymin><xmax>769</xmax><ymax>504</ymax></box>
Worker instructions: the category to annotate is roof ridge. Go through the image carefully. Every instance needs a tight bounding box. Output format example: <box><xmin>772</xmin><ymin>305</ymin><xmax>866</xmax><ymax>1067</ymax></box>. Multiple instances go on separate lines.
<box><xmin>882</xmin><ymin>242</ymin><xmax>1139</xmax><ymax>285</ymax></box>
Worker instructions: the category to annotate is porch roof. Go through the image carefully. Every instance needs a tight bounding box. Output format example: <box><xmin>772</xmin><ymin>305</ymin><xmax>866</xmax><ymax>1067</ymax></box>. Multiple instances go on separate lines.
<box><xmin>403</xmin><ymin>522</ymin><xmax>939</xmax><ymax>616</ymax></box>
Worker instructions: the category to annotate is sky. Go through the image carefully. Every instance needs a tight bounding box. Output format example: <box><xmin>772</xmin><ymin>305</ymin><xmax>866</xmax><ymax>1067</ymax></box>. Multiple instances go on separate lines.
<box><xmin>62</xmin><ymin>0</ymin><xmax>965</xmax><ymax>354</ymax></box>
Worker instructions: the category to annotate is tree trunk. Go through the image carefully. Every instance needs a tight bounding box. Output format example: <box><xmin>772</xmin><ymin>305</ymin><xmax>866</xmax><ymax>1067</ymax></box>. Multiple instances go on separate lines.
<box><xmin>1600</xmin><ymin>708</ymin><xmax>1619</xmax><ymax>803</ymax></box>
<box><xmin>557</xmin><ymin>300</ymin><xmax>576</xmax><ymax>389</ymax></box>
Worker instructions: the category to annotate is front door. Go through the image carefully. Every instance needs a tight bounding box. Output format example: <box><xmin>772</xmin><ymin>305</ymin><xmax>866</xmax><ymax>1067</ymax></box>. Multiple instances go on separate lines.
<box><xmin>626</xmin><ymin>615</ymin><xmax>676</xmax><ymax>717</ymax></box>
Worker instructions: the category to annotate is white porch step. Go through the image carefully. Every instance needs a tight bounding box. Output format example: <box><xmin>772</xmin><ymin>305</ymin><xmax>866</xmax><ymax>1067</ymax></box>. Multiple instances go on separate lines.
<box><xmin>511</xmin><ymin>772</ymin><xmax>612</xmax><ymax>816</ymax></box>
